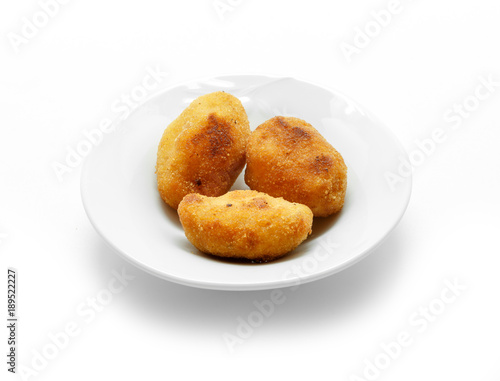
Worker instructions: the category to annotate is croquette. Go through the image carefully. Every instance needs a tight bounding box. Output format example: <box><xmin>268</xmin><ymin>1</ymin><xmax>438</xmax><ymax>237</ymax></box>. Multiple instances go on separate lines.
<box><xmin>178</xmin><ymin>190</ymin><xmax>313</xmax><ymax>262</ymax></box>
<box><xmin>245</xmin><ymin>116</ymin><xmax>347</xmax><ymax>217</ymax></box>
<box><xmin>156</xmin><ymin>91</ymin><xmax>251</xmax><ymax>209</ymax></box>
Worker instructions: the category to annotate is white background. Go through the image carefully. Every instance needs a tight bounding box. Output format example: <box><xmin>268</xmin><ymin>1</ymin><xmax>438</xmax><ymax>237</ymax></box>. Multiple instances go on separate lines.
<box><xmin>1</xmin><ymin>0</ymin><xmax>500</xmax><ymax>380</ymax></box>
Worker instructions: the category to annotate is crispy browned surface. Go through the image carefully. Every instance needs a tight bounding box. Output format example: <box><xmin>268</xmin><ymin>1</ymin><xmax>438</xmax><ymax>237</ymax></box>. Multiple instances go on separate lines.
<box><xmin>178</xmin><ymin>190</ymin><xmax>313</xmax><ymax>261</ymax></box>
<box><xmin>156</xmin><ymin>91</ymin><xmax>251</xmax><ymax>209</ymax></box>
<box><xmin>244</xmin><ymin>116</ymin><xmax>347</xmax><ymax>217</ymax></box>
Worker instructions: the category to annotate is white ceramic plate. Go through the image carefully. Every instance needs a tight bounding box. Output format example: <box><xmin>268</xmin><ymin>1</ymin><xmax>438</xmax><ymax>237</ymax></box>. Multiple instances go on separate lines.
<box><xmin>81</xmin><ymin>75</ymin><xmax>411</xmax><ymax>291</ymax></box>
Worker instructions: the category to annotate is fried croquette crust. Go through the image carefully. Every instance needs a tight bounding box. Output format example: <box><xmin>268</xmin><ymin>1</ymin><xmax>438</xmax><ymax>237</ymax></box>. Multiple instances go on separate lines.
<box><xmin>244</xmin><ymin>116</ymin><xmax>347</xmax><ymax>217</ymax></box>
<box><xmin>178</xmin><ymin>190</ymin><xmax>313</xmax><ymax>262</ymax></box>
<box><xmin>156</xmin><ymin>91</ymin><xmax>251</xmax><ymax>209</ymax></box>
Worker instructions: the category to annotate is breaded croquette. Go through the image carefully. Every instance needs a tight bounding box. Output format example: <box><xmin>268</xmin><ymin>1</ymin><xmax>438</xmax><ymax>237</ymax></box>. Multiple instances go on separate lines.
<box><xmin>178</xmin><ymin>190</ymin><xmax>313</xmax><ymax>262</ymax></box>
<box><xmin>245</xmin><ymin>116</ymin><xmax>347</xmax><ymax>217</ymax></box>
<box><xmin>156</xmin><ymin>91</ymin><xmax>251</xmax><ymax>209</ymax></box>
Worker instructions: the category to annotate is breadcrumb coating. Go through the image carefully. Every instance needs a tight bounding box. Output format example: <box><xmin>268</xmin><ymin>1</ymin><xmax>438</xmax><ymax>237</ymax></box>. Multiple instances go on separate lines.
<box><xmin>156</xmin><ymin>91</ymin><xmax>250</xmax><ymax>209</ymax></box>
<box><xmin>245</xmin><ymin>116</ymin><xmax>347</xmax><ymax>217</ymax></box>
<box><xmin>178</xmin><ymin>190</ymin><xmax>313</xmax><ymax>262</ymax></box>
